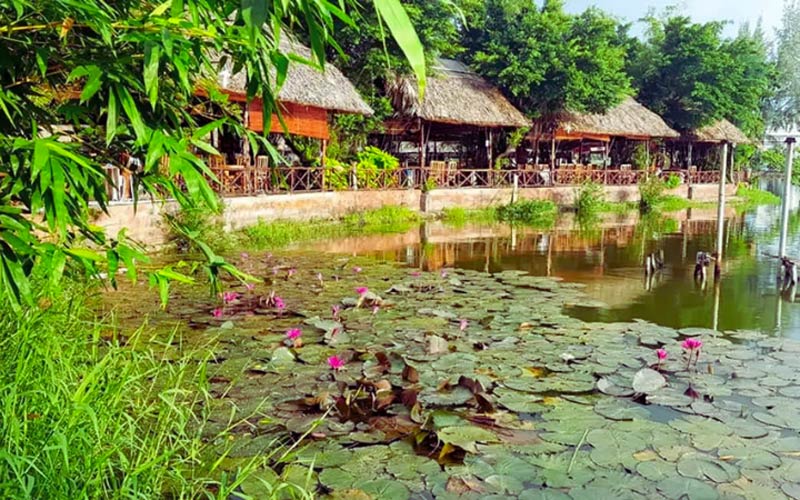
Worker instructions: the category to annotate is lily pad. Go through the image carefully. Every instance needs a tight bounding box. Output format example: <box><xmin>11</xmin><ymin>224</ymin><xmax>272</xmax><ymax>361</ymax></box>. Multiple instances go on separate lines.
<box><xmin>437</xmin><ymin>426</ymin><xmax>499</xmax><ymax>453</ymax></box>
<box><xmin>632</xmin><ymin>368</ymin><xmax>667</xmax><ymax>394</ymax></box>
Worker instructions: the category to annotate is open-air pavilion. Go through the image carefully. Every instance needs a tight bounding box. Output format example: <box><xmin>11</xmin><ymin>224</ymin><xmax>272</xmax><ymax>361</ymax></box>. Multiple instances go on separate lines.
<box><xmin>671</xmin><ymin>119</ymin><xmax>751</xmax><ymax>182</ymax></box>
<box><xmin>376</xmin><ymin>58</ymin><xmax>529</xmax><ymax>187</ymax></box>
<box><xmin>210</xmin><ymin>37</ymin><xmax>373</xmax><ymax>194</ymax></box>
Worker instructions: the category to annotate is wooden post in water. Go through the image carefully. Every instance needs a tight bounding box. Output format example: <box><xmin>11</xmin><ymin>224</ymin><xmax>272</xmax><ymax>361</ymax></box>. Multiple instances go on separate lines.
<box><xmin>714</xmin><ymin>141</ymin><xmax>729</xmax><ymax>279</ymax></box>
<box><xmin>779</xmin><ymin>137</ymin><xmax>796</xmax><ymax>259</ymax></box>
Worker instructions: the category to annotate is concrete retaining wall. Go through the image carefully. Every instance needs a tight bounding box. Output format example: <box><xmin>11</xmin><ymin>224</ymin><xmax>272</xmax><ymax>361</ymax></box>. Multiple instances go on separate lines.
<box><xmin>92</xmin><ymin>183</ymin><xmax>735</xmax><ymax>245</ymax></box>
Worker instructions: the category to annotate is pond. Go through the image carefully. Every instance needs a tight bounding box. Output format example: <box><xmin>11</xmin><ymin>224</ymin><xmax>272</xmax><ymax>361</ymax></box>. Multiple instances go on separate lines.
<box><xmin>102</xmin><ymin>180</ymin><xmax>800</xmax><ymax>499</ymax></box>
<box><xmin>340</xmin><ymin>180</ymin><xmax>800</xmax><ymax>340</ymax></box>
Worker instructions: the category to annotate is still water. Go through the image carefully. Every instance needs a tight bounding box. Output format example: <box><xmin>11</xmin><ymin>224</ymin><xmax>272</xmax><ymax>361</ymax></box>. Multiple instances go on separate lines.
<box><xmin>335</xmin><ymin>179</ymin><xmax>800</xmax><ymax>339</ymax></box>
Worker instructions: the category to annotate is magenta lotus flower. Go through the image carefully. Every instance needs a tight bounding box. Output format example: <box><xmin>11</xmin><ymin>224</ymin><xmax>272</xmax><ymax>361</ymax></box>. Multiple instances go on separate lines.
<box><xmin>681</xmin><ymin>338</ymin><xmax>703</xmax><ymax>351</ymax></box>
<box><xmin>332</xmin><ymin>304</ymin><xmax>341</xmax><ymax>319</ymax></box>
<box><xmin>356</xmin><ymin>287</ymin><xmax>369</xmax><ymax>296</ymax></box>
<box><xmin>286</xmin><ymin>328</ymin><xmax>302</xmax><ymax>340</ymax></box>
<box><xmin>286</xmin><ymin>268</ymin><xmax>296</xmax><ymax>280</ymax></box>
<box><xmin>222</xmin><ymin>291</ymin><xmax>240</xmax><ymax>304</ymax></box>
<box><xmin>327</xmin><ymin>355</ymin><xmax>345</xmax><ymax>371</ymax></box>
<box><xmin>273</xmin><ymin>296</ymin><xmax>285</xmax><ymax>313</ymax></box>
<box><xmin>212</xmin><ymin>307</ymin><xmax>223</xmax><ymax>318</ymax></box>
<box><xmin>353</xmin><ymin>266</ymin><xmax>362</xmax><ymax>274</ymax></box>
<box><xmin>657</xmin><ymin>349</ymin><xmax>668</xmax><ymax>360</ymax></box>
<box><xmin>459</xmin><ymin>319</ymin><xmax>469</xmax><ymax>332</ymax></box>
<box><xmin>681</xmin><ymin>338</ymin><xmax>703</xmax><ymax>368</ymax></box>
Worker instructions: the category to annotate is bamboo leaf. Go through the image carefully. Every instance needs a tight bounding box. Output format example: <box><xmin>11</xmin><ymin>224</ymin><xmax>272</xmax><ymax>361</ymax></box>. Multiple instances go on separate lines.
<box><xmin>106</xmin><ymin>89</ymin><xmax>118</xmax><ymax>144</ymax></box>
<box><xmin>144</xmin><ymin>43</ymin><xmax>160</xmax><ymax>109</ymax></box>
<box><xmin>373</xmin><ymin>0</ymin><xmax>426</xmax><ymax>97</ymax></box>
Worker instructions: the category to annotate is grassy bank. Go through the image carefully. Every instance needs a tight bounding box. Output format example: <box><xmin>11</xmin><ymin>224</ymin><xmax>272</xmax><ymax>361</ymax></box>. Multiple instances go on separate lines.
<box><xmin>441</xmin><ymin>200</ymin><xmax>558</xmax><ymax>227</ymax></box>
<box><xmin>0</xmin><ymin>281</ymin><xmax>304</xmax><ymax>499</ymax></box>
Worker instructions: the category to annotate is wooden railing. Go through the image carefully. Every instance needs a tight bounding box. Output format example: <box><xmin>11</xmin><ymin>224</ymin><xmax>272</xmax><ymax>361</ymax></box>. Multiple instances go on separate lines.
<box><xmin>101</xmin><ymin>164</ymin><xmax>725</xmax><ymax>201</ymax></box>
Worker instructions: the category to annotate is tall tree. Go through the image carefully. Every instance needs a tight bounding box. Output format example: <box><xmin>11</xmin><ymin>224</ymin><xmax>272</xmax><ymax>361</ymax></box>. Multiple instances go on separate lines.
<box><xmin>460</xmin><ymin>0</ymin><xmax>631</xmax><ymax>124</ymax></box>
<box><xmin>0</xmin><ymin>0</ymin><xmax>423</xmax><ymax>307</ymax></box>
<box><xmin>632</xmin><ymin>15</ymin><xmax>774</xmax><ymax>136</ymax></box>
<box><xmin>772</xmin><ymin>0</ymin><xmax>800</xmax><ymax>129</ymax></box>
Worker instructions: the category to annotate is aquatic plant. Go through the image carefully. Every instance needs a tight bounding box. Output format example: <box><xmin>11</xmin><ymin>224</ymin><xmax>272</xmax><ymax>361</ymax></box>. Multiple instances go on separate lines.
<box><xmin>332</xmin><ymin>304</ymin><xmax>342</xmax><ymax>319</ymax></box>
<box><xmin>212</xmin><ymin>307</ymin><xmax>223</xmax><ymax>318</ymax></box>
<box><xmin>460</xmin><ymin>319</ymin><xmax>469</xmax><ymax>332</ymax></box>
<box><xmin>681</xmin><ymin>338</ymin><xmax>703</xmax><ymax>368</ymax></box>
<box><xmin>222</xmin><ymin>291</ymin><xmax>240</xmax><ymax>304</ymax></box>
<box><xmin>327</xmin><ymin>355</ymin><xmax>345</xmax><ymax>370</ymax></box>
<box><xmin>353</xmin><ymin>266</ymin><xmax>363</xmax><ymax>274</ymax></box>
<box><xmin>656</xmin><ymin>348</ymin><xmax>668</xmax><ymax>370</ymax></box>
<box><xmin>356</xmin><ymin>287</ymin><xmax>369</xmax><ymax>296</ymax></box>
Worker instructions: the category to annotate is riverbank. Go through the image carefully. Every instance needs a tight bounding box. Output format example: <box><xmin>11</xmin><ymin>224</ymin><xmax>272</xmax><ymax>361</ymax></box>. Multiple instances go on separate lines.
<box><xmin>92</xmin><ymin>182</ymin><xmax>739</xmax><ymax>245</ymax></box>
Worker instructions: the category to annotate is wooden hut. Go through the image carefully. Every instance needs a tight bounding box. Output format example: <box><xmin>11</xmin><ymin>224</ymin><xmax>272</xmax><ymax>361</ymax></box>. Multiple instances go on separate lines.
<box><xmin>214</xmin><ymin>37</ymin><xmax>372</xmax><ymax>159</ymax></box>
<box><xmin>381</xmin><ymin>59</ymin><xmax>529</xmax><ymax>175</ymax></box>
<box><xmin>676</xmin><ymin>119</ymin><xmax>750</xmax><ymax>172</ymax></box>
<box><xmin>534</xmin><ymin>97</ymin><xmax>680</xmax><ymax>169</ymax></box>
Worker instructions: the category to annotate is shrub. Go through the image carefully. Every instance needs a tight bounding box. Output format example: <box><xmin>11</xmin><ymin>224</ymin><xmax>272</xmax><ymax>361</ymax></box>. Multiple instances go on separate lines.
<box><xmin>497</xmin><ymin>200</ymin><xmax>557</xmax><ymax>226</ymax></box>
<box><xmin>355</xmin><ymin>147</ymin><xmax>400</xmax><ymax>188</ymax></box>
<box><xmin>639</xmin><ymin>175</ymin><xmax>665</xmax><ymax>213</ymax></box>
<box><xmin>664</xmin><ymin>173</ymin><xmax>681</xmax><ymax>190</ymax></box>
<box><xmin>324</xmin><ymin>157</ymin><xmax>350</xmax><ymax>190</ymax></box>
<box><xmin>632</xmin><ymin>144</ymin><xmax>650</xmax><ymax>170</ymax></box>
<box><xmin>574</xmin><ymin>181</ymin><xmax>605</xmax><ymax>216</ymax></box>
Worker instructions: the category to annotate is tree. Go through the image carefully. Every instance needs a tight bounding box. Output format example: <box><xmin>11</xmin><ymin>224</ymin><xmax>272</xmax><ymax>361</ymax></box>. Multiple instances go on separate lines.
<box><xmin>460</xmin><ymin>0</ymin><xmax>631</xmax><ymax>123</ymax></box>
<box><xmin>771</xmin><ymin>0</ymin><xmax>800</xmax><ymax>129</ymax></box>
<box><xmin>324</xmin><ymin>0</ymin><xmax>463</xmax><ymax>160</ymax></box>
<box><xmin>631</xmin><ymin>15</ymin><xmax>775</xmax><ymax>136</ymax></box>
<box><xmin>0</xmin><ymin>0</ymin><xmax>423</xmax><ymax>307</ymax></box>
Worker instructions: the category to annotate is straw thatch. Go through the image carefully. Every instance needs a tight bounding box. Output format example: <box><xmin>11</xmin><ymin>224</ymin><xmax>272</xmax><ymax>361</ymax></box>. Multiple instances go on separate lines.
<box><xmin>387</xmin><ymin>59</ymin><xmax>529</xmax><ymax>128</ymax></box>
<box><xmin>689</xmin><ymin>119</ymin><xmax>750</xmax><ymax>144</ymax></box>
<box><xmin>558</xmin><ymin>97</ymin><xmax>679</xmax><ymax>139</ymax></box>
<box><xmin>217</xmin><ymin>37</ymin><xmax>372</xmax><ymax>116</ymax></box>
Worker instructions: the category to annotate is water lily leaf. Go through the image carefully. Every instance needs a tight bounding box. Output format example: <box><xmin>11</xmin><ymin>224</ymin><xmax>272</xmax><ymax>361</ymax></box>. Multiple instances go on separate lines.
<box><xmin>597</xmin><ymin>377</ymin><xmax>634</xmax><ymax>397</ymax></box>
<box><xmin>518</xmin><ymin>490</ymin><xmax>571</xmax><ymax>500</ymax></box>
<box><xmin>319</xmin><ymin>467</ymin><xmax>358</xmax><ymax>490</ymax></box>
<box><xmin>632</xmin><ymin>368</ymin><xmax>667</xmax><ymax>394</ymax></box>
<box><xmin>587</xmin><ymin>428</ymin><xmax>647</xmax><ymax>468</ymax></box>
<box><xmin>656</xmin><ymin>477</ymin><xmax>719</xmax><ymax>500</ymax></box>
<box><xmin>437</xmin><ymin>426</ymin><xmax>498</xmax><ymax>454</ymax></box>
<box><xmin>419</xmin><ymin>308</ymin><xmax>457</xmax><ymax>320</ymax></box>
<box><xmin>360</xmin><ymin>479</ymin><xmax>411</xmax><ymax>500</ymax></box>
<box><xmin>718</xmin><ymin>448</ymin><xmax>781</xmax><ymax>470</ymax></box>
<box><xmin>636</xmin><ymin>460</ymin><xmax>676</xmax><ymax>481</ymax></box>
<box><xmin>676</xmin><ymin>454</ymin><xmax>739</xmax><ymax>483</ymax></box>
<box><xmin>594</xmin><ymin>399</ymin><xmax>649</xmax><ymax>421</ymax></box>
<box><xmin>428</xmin><ymin>335</ymin><xmax>449</xmax><ymax>354</ymax></box>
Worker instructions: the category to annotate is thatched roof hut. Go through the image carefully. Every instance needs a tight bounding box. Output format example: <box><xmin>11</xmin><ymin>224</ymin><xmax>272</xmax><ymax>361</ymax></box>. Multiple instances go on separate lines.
<box><xmin>210</xmin><ymin>37</ymin><xmax>372</xmax><ymax>140</ymax></box>
<box><xmin>555</xmin><ymin>97</ymin><xmax>679</xmax><ymax>141</ymax></box>
<box><xmin>688</xmin><ymin>119</ymin><xmax>750</xmax><ymax>144</ymax></box>
<box><xmin>387</xmin><ymin>59</ymin><xmax>529</xmax><ymax>129</ymax></box>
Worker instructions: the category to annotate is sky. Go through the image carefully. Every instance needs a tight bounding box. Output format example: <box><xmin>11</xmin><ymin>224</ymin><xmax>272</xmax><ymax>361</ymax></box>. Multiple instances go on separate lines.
<box><xmin>562</xmin><ymin>0</ymin><xmax>785</xmax><ymax>38</ymax></box>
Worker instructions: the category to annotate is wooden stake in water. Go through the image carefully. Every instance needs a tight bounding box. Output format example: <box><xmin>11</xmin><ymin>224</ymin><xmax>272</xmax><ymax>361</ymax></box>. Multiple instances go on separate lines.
<box><xmin>779</xmin><ymin>137</ymin><xmax>797</xmax><ymax>259</ymax></box>
<box><xmin>714</xmin><ymin>142</ymin><xmax>729</xmax><ymax>279</ymax></box>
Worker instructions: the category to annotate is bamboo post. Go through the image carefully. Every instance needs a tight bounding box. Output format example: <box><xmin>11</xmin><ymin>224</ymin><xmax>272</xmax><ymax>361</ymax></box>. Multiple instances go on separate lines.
<box><xmin>550</xmin><ymin>136</ymin><xmax>556</xmax><ymax>169</ymax></box>
<box><xmin>714</xmin><ymin>141</ymin><xmax>729</xmax><ymax>279</ymax></box>
<box><xmin>512</xmin><ymin>173</ymin><xmax>519</xmax><ymax>204</ymax></box>
<box><xmin>487</xmin><ymin>128</ymin><xmax>494</xmax><ymax>170</ymax></box>
<box><xmin>779</xmin><ymin>137</ymin><xmax>797</xmax><ymax>259</ymax></box>
<box><xmin>320</xmin><ymin>139</ymin><xmax>327</xmax><ymax>191</ymax></box>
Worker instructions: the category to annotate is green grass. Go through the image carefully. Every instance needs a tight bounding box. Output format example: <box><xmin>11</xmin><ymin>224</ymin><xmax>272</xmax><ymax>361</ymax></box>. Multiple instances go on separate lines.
<box><xmin>440</xmin><ymin>206</ymin><xmax>498</xmax><ymax>227</ymax></box>
<box><xmin>734</xmin><ymin>185</ymin><xmax>781</xmax><ymax>209</ymax></box>
<box><xmin>0</xmin><ymin>281</ymin><xmax>307</xmax><ymax>499</ymax></box>
<box><xmin>496</xmin><ymin>200</ymin><xmax>558</xmax><ymax>227</ymax></box>
<box><xmin>240</xmin><ymin>205</ymin><xmax>421</xmax><ymax>249</ymax></box>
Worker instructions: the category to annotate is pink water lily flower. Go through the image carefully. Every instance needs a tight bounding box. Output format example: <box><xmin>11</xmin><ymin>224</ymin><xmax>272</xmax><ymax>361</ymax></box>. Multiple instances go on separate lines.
<box><xmin>286</xmin><ymin>328</ymin><xmax>302</xmax><ymax>340</ymax></box>
<box><xmin>681</xmin><ymin>338</ymin><xmax>703</xmax><ymax>351</ymax></box>
<box><xmin>440</xmin><ymin>269</ymin><xmax>448</xmax><ymax>278</ymax></box>
<box><xmin>212</xmin><ymin>307</ymin><xmax>223</xmax><ymax>318</ymax></box>
<box><xmin>222</xmin><ymin>291</ymin><xmax>240</xmax><ymax>304</ymax></box>
<box><xmin>372</xmin><ymin>305</ymin><xmax>380</xmax><ymax>315</ymax></box>
<box><xmin>411</xmin><ymin>271</ymin><xmax>421</xmax><ymax>278</ymax></box>
<box><xmin>273</xmin><ymin>296</ymin><xmax>285</xmax><ymax>313</ymax></box>
<box><xmin>245</xmin><ymin>283</ymin><xmax>255</xmax><ymax>292</ymax></box>
<box><xmin>353</xmin><ymin>266</ymin><xmax>362</xmax><ymax>274</ymax></box>
<box><xmin>332</xmin><ymin>304</ymin><xmax>341</xmax><ymax>319</ymax></box>
<box><xmin>656</xmin><ymin>348</ymin><xmax>668</xmax><ymax>360</ymax></box>
<box><xmin>286</xmin><ymin>268</ymin><xmax>296</xmax><ymax>279</ymax></box>
<box><xmin>240</xmin><ymin>252</ymin><xmax>249</xmax><ymax>260</ymax></box>
<box><xmin>356</xmin><ymin>287</ymin><xmax>369</xmax><ymax>296</ymax></box>
<box><xmin>459</xmin><ymin>319</ymin><xmax>469</xmax><ymax>332</ymax></box>
<box><xmin>327</xmin><ymin>355</ymin><xmax>345</xmax><ymax>371</ymax></box>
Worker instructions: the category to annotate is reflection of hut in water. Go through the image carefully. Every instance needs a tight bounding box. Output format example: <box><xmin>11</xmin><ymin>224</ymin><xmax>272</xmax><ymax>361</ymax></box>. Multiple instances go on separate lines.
<box><xmin>212</xmin><ymin>36</ymin><xmax>373</xmax><ymax>165</ymax></box>
<box><xmin>377</xmin><ymin>59</ymin><xmax>529</xmax><ymax>172</ymax></box>
<box><xmin>527</xmin><ymin>97</ymin><xmax>680</xmax><ymax>169</ymax></box>
<box><xmin>671</xmin><ymin>119</ymin><xmax>751</xmax><ymax>172</ymax></box>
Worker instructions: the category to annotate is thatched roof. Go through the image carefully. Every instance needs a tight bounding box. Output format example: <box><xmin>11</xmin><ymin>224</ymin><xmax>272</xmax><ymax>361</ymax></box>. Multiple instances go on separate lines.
<box><xmin>217</xmin><ymin>37</ymin><xmax>372</xmax><ymax>116</ymax></box>
<box><xmin>689</xmin><ymin>119</ymin><xmax>750</xmax><ymax>144</ymax></box>
<box><xmin>558</xmin><ymin>97</ymin><xmax>679</xmax><ymax>139</ymax></box>
<box><xmin>387</xmin><ymin>59</ymin><xmax>529</xmax><ymax>128</ymax></box>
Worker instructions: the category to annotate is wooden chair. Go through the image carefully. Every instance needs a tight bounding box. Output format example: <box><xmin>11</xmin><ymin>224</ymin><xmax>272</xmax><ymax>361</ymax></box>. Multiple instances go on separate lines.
<box><xmin>429</xmin><ymin>160</ymin><xmax>447</xmax><ymax>187</ymax></box>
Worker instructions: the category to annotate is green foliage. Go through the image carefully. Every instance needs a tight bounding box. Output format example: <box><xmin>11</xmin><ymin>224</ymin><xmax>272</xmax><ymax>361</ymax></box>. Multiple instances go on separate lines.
<box><xmin>0</xmin><ymin>0</ymin><xmax>425</xmax><ymax>308</ymax></box>
<box><xmin>761</xmin><ymin>147</ymin><xmax>789</xmax><ymax>172</ymax></box>
<box><xmin>0</xmin><ymin>281</ymin><xmax>305</xmax><ymax>499</ymax></box>
<box><xmin>771</xmin><ymin>1</ymin><xmax>800</xmax><ymax>129</ymax></box>
<box><xmin>631</xmin><ymin>15</ymin><xmax>775</xmax><ymax>136</ymax></box>
<box><xmin>638</xmin><ymin>175</ymin><xmax>666</xmax><ymax>213</ymax></box>
<box><xmin>356</xmin><ymin>147</ymin><xmax>400</xmax><ymax>188</ymax></box>
<box><xmin>462</xmin><ymin>0</ymin><xmax>631</xmax><ymax>123</ymax></box>
<box><xmin>163</xmin><ymin>199</ymin><xmax>226</xmax><ymax>253</ymax></box>
<box><xmin>632</xmin><ymin>144</ymin><xmax>650</xmax><ymax>170</ymax></box>
<box><xmin>735</xmin><ymin>184</ymin><xmax>781</xmax><ymax>208</ymax></box>
<box><xmin>324</xmin><ymin>158</ymin><xmax>351</xmax><ymax>191</ymax></box>
<box><xmin>241</xmin><ymin>206</ymin><xmax>420</xmax><ymax>248</ymax></box>
<box><xmin>574</xmin><ymin>181</ymin><xmax>606</xmax><ymax>216</ymax></box>
<box><xmin>440</xmin><ymin>207</ymin><xmax>498</xmax><ymax>227</ymax></box>
<box><xmin>664</xmin><ymin>173</ymin><xmax>682</xmax><ymax>190</ymax></box>
<box><xmin>496</xmin><ymin>200</ymin><xmax>557</xmax><ymax>226</ymax></box>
